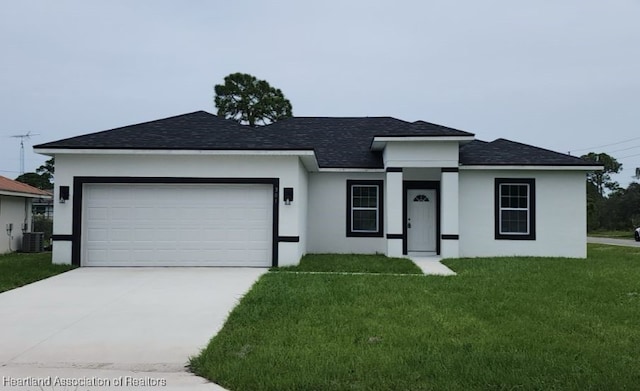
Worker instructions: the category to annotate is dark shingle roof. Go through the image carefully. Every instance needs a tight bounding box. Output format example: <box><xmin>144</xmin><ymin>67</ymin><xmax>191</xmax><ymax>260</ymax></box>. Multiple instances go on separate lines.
<box><xmin>35</xmin><ymin>111</ymin><xmax>596</xmax><ymax>168</ymax></box>
<box><xmin>262</xmin><ymin>117</ymin><xmax>473</xmax><ymax>168</ymax></box>
<box><xmin>459</xmin><ymin>138</ymin><xmax>597</xmax><ymax>166</ymax></box>
<box><xmin>35</xmin><ymin>111</ymin><xmax>300</xmax><ymax>150</ymax></box>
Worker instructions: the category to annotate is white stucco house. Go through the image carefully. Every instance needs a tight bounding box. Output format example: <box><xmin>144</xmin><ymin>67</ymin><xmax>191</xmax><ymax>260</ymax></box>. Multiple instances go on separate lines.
<box><xmin>0</xmin><ymin>176</ymin><xmax>51</xmax><ymax>253</ymax></box>
<box><xmin>34</xmin><ymin>111</ymin><xmax>601</xmax><ymax>267</ymax></box>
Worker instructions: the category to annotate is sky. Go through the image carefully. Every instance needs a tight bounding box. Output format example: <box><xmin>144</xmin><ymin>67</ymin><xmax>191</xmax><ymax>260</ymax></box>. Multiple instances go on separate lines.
<box><xmin>1</xmin><ymin>0</ymin><xmax>639</xmax><ymax>185</ymax></box>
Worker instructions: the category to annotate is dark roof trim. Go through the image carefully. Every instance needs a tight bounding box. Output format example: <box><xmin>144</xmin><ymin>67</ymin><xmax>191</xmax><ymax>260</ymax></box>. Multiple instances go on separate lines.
<box><xmin>460</xmin><ymin>163</ymin><xmax>604</xmax><ymax>167</ymax></box>
<box><xmin>35</xmin><ymin>146</ymin><xmax>316</xmax><ymax>152</ymax></box>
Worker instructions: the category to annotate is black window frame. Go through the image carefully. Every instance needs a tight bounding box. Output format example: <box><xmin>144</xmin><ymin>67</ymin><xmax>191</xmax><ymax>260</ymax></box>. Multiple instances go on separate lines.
<box><xmin>494</xmin><ymin>178</ymin><xmax>536</xmax><ymax>240</ymax></box>
<box><xmin>346</xmin><ymin>180</ymin><xmax>384</xmax><ymax>237</ymax></box>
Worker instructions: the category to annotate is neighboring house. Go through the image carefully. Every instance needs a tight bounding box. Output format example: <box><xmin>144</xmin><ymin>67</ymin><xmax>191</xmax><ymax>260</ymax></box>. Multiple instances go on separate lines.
<box><xmin>34</xmin><ymin>111</ymin><xmax>601</xmax><ymax>267</ymax></box>
<box><xmin>0</xmin><ymin>176</ymin><xmax>52</xmax><ymax>253</ymax></box>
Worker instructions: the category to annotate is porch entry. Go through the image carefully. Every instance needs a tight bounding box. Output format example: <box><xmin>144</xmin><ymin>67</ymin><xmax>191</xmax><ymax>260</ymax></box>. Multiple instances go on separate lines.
<box><xmin>406</xmin><ymin>189</ymin><xmax>437</xmax><ymax>252</ymax></box>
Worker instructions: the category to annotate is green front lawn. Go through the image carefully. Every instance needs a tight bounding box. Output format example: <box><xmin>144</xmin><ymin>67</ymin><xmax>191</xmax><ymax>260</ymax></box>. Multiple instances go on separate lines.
<box><xmin>191</xmin><ymin>245</ymin><xmax>640</xmax><ymax>390</ymax></box>
<box><xmin>275</xmin><ymin>253</ymin><xmax>423</xmax><ymax>274</ymax></box>
<box><xmin>0</xmin><ymin>252</ymin><xmax>75</xmax><ymax>293</ymax></box>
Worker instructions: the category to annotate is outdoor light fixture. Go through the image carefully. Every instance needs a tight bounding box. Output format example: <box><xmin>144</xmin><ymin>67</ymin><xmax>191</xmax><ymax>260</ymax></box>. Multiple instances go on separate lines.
<box><xmin>6</xmin><ymin>223</ymin><xmax>13</xmax><ymax>236</ymax></box>
<box><xmin>59</xmin><ymin>186</ymin><xmax>70</xmax><ymax>203</ymax></box>
<box><xmin>283</xmin><ymin>187</ymin><xmax>294</xmax><ymax>205</ymax></box>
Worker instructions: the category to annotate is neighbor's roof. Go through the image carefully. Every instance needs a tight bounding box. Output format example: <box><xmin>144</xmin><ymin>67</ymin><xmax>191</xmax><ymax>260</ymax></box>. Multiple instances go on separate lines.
<box><xmin>0</xmin><ymin>176</ymin><xmax>52</xmax><ymax>198</ymax></box>
<box><xmin>35</xmin><ymin>110</ymin><xmax>595</xmax><ymax>168</ymax></box>
<box><xmin>459</xmin><ymin>139</ymin><xmax>597</xmax><ymax>166</ymax></box>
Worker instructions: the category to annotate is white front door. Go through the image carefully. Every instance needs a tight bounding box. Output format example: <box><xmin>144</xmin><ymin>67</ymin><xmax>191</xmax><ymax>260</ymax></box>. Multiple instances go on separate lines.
<box><xmin>407</xmin><ymin>189</ymin><xmax>437</xmax><ymax>252</ymax></box>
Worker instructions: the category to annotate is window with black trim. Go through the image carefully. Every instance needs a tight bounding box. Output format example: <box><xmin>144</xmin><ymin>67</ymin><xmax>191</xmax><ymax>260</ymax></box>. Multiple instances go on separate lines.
<box><xmin>346</xmin><ymin>180</ymin><xmax>384</xmax><ymax>237</ymax></box>
<box><xmin>495</xmin><ymin>178</ymin><xmax>536</xmax><ymax>240</ymax></box>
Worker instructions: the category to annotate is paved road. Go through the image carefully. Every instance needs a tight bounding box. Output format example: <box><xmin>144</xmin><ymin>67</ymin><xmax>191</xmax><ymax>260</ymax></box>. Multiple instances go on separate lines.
<box><xmin>0</xmin><ymin>267</ymin><xmax>266</xmax><ymax>390</ymax></box>
<box><xmin>587</xmin><ymin>236</ymin><xmax>640</xmax><ymax>247</ymax></box>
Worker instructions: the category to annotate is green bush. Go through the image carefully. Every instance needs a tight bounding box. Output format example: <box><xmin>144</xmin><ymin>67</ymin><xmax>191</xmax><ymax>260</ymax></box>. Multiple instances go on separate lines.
<box><xmin>32</xmin><ymin>215</ymin><xmax>53</xmax><ymax>242</ymax></box>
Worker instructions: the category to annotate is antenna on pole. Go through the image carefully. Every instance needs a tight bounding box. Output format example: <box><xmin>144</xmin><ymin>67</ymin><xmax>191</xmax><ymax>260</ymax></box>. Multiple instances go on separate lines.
<box><xmin>10</xmin><ymin>132</ymin><xmax>39</xmax><ymax>174</ymax></box>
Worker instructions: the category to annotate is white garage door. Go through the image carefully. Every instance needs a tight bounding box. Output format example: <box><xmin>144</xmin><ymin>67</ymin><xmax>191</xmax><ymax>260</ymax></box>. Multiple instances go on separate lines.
<box><xmin>83</xmin><ymin>183</ymin><xmax>273</xmax><ymax>267</ymax></box>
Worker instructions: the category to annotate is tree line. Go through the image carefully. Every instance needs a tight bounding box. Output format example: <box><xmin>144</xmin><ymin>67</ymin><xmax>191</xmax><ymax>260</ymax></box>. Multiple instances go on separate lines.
<box><xmin>582</xmin><ymin>152</ymin><xmax>640</xmax><ymax>231</ymax></box>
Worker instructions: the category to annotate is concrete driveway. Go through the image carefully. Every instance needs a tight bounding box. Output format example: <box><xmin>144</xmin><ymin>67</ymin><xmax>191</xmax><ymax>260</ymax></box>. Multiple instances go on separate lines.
<box><xmin>588</xmin><ymin>236</ymin><xmax>640</xmax><ymax>248</ymax></box>
<box><xmin>0</xmin><ymin>267</ymin><xmax>266</xmax><ymax>390</ymax></box>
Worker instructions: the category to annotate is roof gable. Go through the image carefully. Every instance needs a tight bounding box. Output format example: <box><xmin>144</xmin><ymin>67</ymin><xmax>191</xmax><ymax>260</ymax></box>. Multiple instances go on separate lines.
<box><xmin>409</xmin><ymin>120</ymin><xmax>474</xmax><ymax>136</ymax></box>
<box><xmin>265</xmin><ymin>117</ymin><xmax>420</xmax><ymax>167</ymax></box>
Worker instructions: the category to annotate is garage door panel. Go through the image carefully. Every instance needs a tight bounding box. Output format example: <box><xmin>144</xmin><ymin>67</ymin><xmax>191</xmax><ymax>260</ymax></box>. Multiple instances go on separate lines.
<box><xmin>86</xmin><ymin>249</ymin><xmax>108</xmax><ymax>262</ymax></box>
<box><xmin>176</xmin><ymin>208</ymin><xmax>202</xmax><ymax>220</ymax></box>
<box><xmin>83</xmin><ymin>184</ymin><xmax>273</xmax><ymax>267</ymax></box>
<box><xmin>132</xmin><ymin>207</ymin><xmax>157</xmax><ymax>220</ymax></box>
<box><xmin>131</xmin><ymin>230</ymin><xmax>156</xmax><ymax>242</ymax></box>
<box><xmin>201</xmin><ymin>208</ymin><xmax>226</xmax><ymax>220</ymax></box>
<box><xmin>111</xmin><ymin>250</ymin><xmax>132</xmax><ymax>262</ymax></box>
<box><xmin>175</xmin><ymin>229</ymin><xmax>203</xmax><ymax>241</ymax></box>
<box><xmin>87</xmin><ymin>228</ymin><xmax>109</xmax><ymax>241</ymax></box>
<box><xmin>152</xmin><ymin>250</ymin><xmax>178</xmax><ymax>262</ymax></box>
<box><xmin>86</xmin><ymin>207</ymin><xmax>108</xmax><ymax>220</ymax></box>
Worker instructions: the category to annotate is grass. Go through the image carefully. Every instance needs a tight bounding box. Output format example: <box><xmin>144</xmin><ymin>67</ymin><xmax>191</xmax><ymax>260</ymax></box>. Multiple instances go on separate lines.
<box><xmin>0</xmin><ymin>252</ymin><xmax>75</xmax><ymax>293</ymax></box>
<box><xmin>588</xmin><ymin>229</ymin><xmax>635</xmax><ymax>239</ymax></box>
<box><xmin>274</xmin><ymin>253</ymin><xmax>423</xmax><ymax>274</ymax></box>
<box><xmin>191</xmin><ymin>245</ymin><xmax>640</xmax><ymax>390</ymax></box>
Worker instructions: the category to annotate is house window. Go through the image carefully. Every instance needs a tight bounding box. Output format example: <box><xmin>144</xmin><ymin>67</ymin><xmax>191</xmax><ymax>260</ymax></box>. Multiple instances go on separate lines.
<box><xmin>495</xmin><ymin>178</ymin><xmax>536</xmax><ymax>240</ymax></box>
<box><xmin>346</xmin><ymin>180</ymin><xmax>384</xmax><ymax>237</ymax></box>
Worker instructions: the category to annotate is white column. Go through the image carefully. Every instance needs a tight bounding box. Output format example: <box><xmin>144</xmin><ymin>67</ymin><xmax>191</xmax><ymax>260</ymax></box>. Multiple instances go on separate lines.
<box><xmin>440</xmin><ymin>169</ymin><xmax>459</xmax><ymax>258</ymax></box>
<box><xmin>385</xmin><ymin>169</ymin><xmax>404</xmax><ymax>257</ymax></box>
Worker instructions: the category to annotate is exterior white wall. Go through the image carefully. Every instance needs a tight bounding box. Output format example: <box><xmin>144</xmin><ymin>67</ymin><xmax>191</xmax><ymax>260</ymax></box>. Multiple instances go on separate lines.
<box><xmin>307</xmin><ymin>172</ymin><xmax>386</xmax><ymax>254</ymax></box>
<box><xmin>385</xmin><ymin>171</ymin><xmax>403</xmax><ymax>257</ymax></box>
<box><xmin>298</xmin><ymin>160</ymin><xmax>309</xmax><ymax>259</ymax></box>
<box><xmin>49</xmin><ymin>151</ymin><xmax>589</xmax><ymax>262</ymax></box>
<box><xmin>440</xmin><ymin>171</ymin><xmax>459</xmax><ymax>258</ymax></box>
<box><xmin>0</xmin><ymin>196</ymin><xmax>31</xmax><ymax>253</ymax></box>
<box><xmin>53</xmin><ymin>242</ymin><xmax>72</xmax><ymax>264</ymax></box>
<box><xmin>383</xmin><ymin>142</ymin><xmax>459</xmax><ymax>168</ymax></box>
<box><xmin>52</xmin><ymin>153</ymin><xmax>307</xmax><ymax>266</ymax></box>
<box><xmin>459</xmin><ymin>170</ymin><xmax>587</xmax><ymax>258</ymax></box>
<box><xmin>277</xmin><ymin>160</ymin><xmax>309</xmax><ymax>266</ymax></box>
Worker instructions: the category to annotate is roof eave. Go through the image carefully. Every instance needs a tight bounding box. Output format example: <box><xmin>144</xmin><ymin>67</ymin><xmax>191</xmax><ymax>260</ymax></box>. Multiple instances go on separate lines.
<box><xmin>34</xmin><ymin>147</ymin><xmax>316</xmax><ymax>156</ymax></box>
<box><xmin>318</xmin><ymin>167</ymin><xmax>385</xmax><ymax>172</ymax></box>
<box><xmin>370</xmin><ymin>136</ymin><xmax>476</xmax><ymax>151</ymax></box>
<box><xmin>34</xmin><ymin>147</ymin><xmax>322</xmax><ymax>173</ymax></box>
<box><xmin>0</xmin><ymin>190</ymin><xmax>52</xmax><ymax>199</ymax></box>
<box><xmin>459</xmin><ymin>164</ymin><xmax>603</xmax><ymax>171</ymax></box>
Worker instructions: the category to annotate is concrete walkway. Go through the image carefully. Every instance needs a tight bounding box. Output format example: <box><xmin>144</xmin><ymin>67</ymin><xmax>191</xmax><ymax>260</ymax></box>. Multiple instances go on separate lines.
<box><xmin>408</xmin><ymin>254</ymin><xmax>456</xmax><ymax>276</ymax></box>
<box><xmin>588</xmin><ymin>236</ymin><xmax>640</xmax><ymax>248</ymax></box>
<box><xmin>0</xmin><ymin>267</ymin><xmax>266</xmax><ymax>390</ymax></box>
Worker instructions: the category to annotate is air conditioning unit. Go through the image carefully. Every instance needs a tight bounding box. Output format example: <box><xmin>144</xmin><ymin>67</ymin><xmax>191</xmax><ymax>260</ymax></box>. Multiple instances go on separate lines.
<box><xmin>22</xmin><ymin>232</ymin><xmax>45</xmax><ymax>253</ymax></box>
